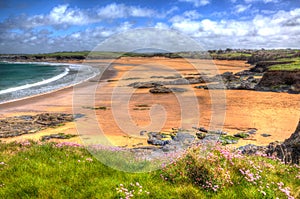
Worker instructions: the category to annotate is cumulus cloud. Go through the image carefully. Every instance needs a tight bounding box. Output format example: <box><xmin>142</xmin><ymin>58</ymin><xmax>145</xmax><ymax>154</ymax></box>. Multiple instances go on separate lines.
<box><xmin>96</xmin><ymin>3</ymin><xmax>157</xmax><ymax>18</ymax></box>
<box><xmin>0</xmin><ymin>3</ymin><xmax>300</xmax><ymax>53</ymax></box>
<box><xmin>178</xmin><ymin>0</ymin><xmax>210</xmax><ymax>7</ymax></box>
<box><xmin>171</xmin><ymin>8</ymin><xmax>300</xmax><ymax>49</ymax></box>
<box><xmin>0</xmin><ymin>3</ymin><xmax>158</xmax><ymax>30</ymax></box>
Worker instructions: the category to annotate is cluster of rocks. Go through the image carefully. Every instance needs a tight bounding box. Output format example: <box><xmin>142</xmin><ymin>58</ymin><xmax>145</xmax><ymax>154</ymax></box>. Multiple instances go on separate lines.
<box><xmin>128</xmin><ymin>68</ymin><xmax>300</xmax><ymax>94</ymax></box>
<box><xmin>128</xmin><ymin>77</ymin><xmax>204</xmax><ymax>94</ymax></box>
<box><xmin>146</xmin><ymin>130</ymin><xmax>196</xmax><ymax>152</ymax></box>
<box><xmin>144</xmin><ymin>127</ymin><xmax>259</xmax><ymax>150</ymax></box>
<box><xmin>195</xmin><ymin>72</ymin><xmax>261</xmax><ymax>90</ymax></box>
<box><xmin>128</xmin><ymin>77</ymin><xmax>205</xmax><ymax>89</ymax></box>
<box><xmin>0</xmin><ymin>113</ymin><xmax>74</xmax><ymax>138</ymax></box>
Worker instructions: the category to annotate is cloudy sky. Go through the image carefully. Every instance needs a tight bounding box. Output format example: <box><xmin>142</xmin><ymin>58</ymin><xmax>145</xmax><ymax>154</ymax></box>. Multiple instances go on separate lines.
<box><xmin>0</xmin><ymin>0</ymin><xmax>299</xmax><ymax>53</ymax></box>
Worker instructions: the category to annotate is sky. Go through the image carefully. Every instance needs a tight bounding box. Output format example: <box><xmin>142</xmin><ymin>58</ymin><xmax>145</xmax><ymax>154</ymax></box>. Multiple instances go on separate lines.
<box><xmin>0</xmin><ymin>0</ymin><xmax>299</xmax><ymax>53</ymax></box>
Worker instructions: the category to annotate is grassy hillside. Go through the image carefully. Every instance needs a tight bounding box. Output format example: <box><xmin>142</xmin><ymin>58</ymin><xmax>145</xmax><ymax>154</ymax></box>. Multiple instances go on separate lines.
<box><xmin>0</xmin><ymin>141</ymin><xmax>299</xmax><ymax>198</ymax></box>
<box><xmin>269</xmin><ymin>58</ymin><xmax>300</xmax><ymax>71</ymax></box>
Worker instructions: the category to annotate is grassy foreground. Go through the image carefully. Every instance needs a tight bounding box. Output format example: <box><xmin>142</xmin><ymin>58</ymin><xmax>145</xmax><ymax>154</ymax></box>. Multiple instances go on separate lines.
<box><xmin>0</xmin><ymin>141</ymin><xmax>299</xmax><ymax>198</ymax></box>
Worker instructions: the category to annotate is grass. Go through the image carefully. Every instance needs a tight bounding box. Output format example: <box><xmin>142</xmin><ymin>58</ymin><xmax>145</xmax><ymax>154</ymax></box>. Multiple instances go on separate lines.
<box><xmin>269</xmin><ymin>58</ymin><xmax>300</xmax><ymax>71</ymax></box>
<box><xmin>0</xmin><ymin>141</ymin><xmax>299</xmax><ymax>198</ymax></box>
<box><xmin>210</xmin><ymin>52</ymin><xmax>252</xmax><ymax>60</ymax></box>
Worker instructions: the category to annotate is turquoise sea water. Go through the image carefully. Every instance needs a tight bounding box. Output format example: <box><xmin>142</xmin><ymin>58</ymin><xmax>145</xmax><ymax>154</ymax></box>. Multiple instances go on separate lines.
<box><xmin>0</xmin><ymin>62</ymin><xmax>66</xmax><ymax>92</ymax></box>
<box><xmin>0</xmin><ymin>62</ymin><xmax>99</xmax><ymax>104</ymax></box>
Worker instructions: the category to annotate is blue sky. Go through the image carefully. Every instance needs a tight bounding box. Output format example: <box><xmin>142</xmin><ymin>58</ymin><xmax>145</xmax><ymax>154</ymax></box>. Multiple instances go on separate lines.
<box><xmin>0</xmin><ymin>0</ymin><xmax>299</xmax><ymax>53</ymax></box>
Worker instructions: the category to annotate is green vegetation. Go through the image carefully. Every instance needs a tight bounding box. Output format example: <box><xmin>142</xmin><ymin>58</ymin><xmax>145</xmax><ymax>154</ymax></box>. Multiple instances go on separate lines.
<box><xmin>0</xmin><ymin>141</ymin><xmax>299</xmax><ymax>198</ymax></box>
<box><xmin>210</xmin><ymin>52</ymin><xmax>252</xmax><ymax>60</ymax></box>
<box><xmin>32</xmin><ymin>51</ymin><xmax>90</xmax><ymax>57</ymax></box>
<box><xmin>269</xmin><ymin>58</ymin><xmax>300</xmax><ymax>71</ymax></box>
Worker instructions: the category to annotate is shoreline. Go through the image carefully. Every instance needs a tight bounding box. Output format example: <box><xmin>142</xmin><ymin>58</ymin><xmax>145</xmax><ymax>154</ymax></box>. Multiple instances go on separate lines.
<box><xmin>0</xmin><ymin>57</ymin><xmax>299</xmax><ymax>148</ymax></box>
<box><xmin>0</xmin><ymin>61</ymin><xmax>103</xmax><ymax>105</ymax></box>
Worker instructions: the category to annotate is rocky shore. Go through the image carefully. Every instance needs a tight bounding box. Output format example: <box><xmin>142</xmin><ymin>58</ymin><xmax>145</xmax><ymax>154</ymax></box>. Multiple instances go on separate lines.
<box><xmin>239</xmin><ymin>120</ymin><xmax>300</xmax><ymax>164</ymax></box>
<box><xmin>0</xmin><ymin>113</ymin><xmax>74</xmax><ymax>138</ymax></box>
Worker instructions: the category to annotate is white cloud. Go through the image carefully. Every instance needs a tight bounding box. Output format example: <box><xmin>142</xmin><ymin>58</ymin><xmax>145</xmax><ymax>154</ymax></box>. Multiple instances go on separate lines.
<box><xmin>48</xmin><ymin>4</ymin><xmax>90</xmax><ymax>25</ymax></box>
<box><xmin>1</xmin><ymin>4</ymin><xmax>300</xmax><ymax>53</ymax></box>
<box><xmin>245</xmin><ymin>0</ymin><xmax>280</xmax><ymax>3</ymax></box>
<box><xmin>170</xmin><ymin>8</ymin><xmax>300</xmax><ymax>49</ymax></box>
<box><xmin>234</xmin><ymin>4</ymin><xmax>252</xmax><ymax>13</ymax></box>
<box><xmin>172</xmin><ymin>20</ymin><xmax>202</xmax><ymax>34</ymax></box>
<box><xmin>96</xmin><ymin>3</ymin><xmax>156</xmax><ymax>18</ymax></box>
<box><xmin>154</xmin><ymin>22</ymin><xmax>169</xmax><ymax>29</ymax></box>
<box><xmin>0</xmin><ymin>3</ymin><xmax>158</xmax><ymax>30</ymax></box>
<box><xmin>170</xmin><ymin>10</ymin><xmax>202</xmax><ymax>23</ymax></box>
<box><xmin>178</xmin><ymin>0</ymin><xmax>210</xmax><ymax>7</ymax></box>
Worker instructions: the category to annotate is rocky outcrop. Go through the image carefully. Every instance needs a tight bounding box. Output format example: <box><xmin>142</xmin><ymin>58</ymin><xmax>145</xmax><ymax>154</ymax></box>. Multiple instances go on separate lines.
<box><xmin>0</xmin><ymin>113</ymin><xmax>74</xmax><ymax>138</ymax></box>
<box><xmin>255</xmin><ymin>70</ymin><xmax>300</xmax><ymax>93</ymax></box>
<box><xmin>267</xmin><ymin>120</ymin><xmax>300</xmax><ymax>164</ymax></box>
<box><xmin>249</xmin><ymin>61</ymin><xmax>294</xmax><ymax>73</ymax></box>
<box><xmin>195</xmin><ymin>72</ymin><xmax>261</xmax><ymax>90</ymax></box>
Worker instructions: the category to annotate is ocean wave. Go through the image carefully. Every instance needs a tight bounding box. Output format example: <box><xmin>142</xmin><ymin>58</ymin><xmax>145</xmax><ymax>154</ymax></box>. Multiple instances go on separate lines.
<box><xmin>0</xmin><ymin>67</ymin><xmax>69</xmax><ymax>95</ymax></box>
<box><xmin>0</xmin><ymin>62</ymin><xmax>100</xmax><ymax>104</ymax></box>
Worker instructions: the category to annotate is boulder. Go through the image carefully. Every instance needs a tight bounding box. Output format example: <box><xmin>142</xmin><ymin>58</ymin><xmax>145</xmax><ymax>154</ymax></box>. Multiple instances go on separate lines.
<box><xmin>267</xmin><ymin>121</ymin><xmax>300</xmax><ymax>164</ymax></box>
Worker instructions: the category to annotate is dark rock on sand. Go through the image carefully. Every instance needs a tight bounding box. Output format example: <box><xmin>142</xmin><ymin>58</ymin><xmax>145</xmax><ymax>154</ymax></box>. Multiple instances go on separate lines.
<box><xmin>41</xmin><ymin>133</ymin><xmax>76</xmax><ymax>141</ymax></box>
<box><xmin>267</xmin><ymin>120</ymin><xmax>300</xmax><ymax>164</ymax></box>
<box><xmin>234</xmin><ymin>132</ymin><xmax>250</xmax><ymax>138</ymax></box>
<box><xmin>149</xmin><ymin>86</ymin><xmax>172</xmax><ymax>94</ymax></box>
<box><xmin>0</xmin><ymin>113</ymin><xmax>74</xmax><ymax>138</ymax></box>
<box><xmin>261</xmin><ymin>133</ymin><xmax>271</xmax><ymax>137</ymax></box>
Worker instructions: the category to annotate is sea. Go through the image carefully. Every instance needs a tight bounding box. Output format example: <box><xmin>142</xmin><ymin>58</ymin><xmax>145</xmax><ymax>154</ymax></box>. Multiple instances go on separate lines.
<box><xmin>0</xmin><ymin>62</ymin><xmax>100</xmax><ymax>104</ymax></box>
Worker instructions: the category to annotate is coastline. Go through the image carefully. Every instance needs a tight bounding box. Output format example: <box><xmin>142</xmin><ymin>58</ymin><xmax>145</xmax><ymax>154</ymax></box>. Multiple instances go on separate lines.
<box><xmin>0</xmin><ymin>57</ymin><xmax>299</xmax><ymax>148</ymax></box>
<box><xmin>0</xmin><ymin>61</ymin><xmax>102</xmax><ymax>105</ymax></box>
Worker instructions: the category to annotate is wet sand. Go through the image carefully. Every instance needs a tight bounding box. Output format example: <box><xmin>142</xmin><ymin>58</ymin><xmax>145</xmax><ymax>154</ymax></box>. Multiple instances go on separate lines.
<box><xmin>0</xmin><ymin>57</ymin><xmax>299</xmax><ymax>147</ymax></box>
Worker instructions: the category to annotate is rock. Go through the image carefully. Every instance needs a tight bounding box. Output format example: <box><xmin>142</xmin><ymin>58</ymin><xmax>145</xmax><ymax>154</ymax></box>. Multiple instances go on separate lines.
<box><xmin>0</xmin><ymin>113</ymin><xmax>74</xmax><ymax>138</ymax></box>
<box><xmin>256</xmin><ymin>70</ymin><xmax>300</xmax><ymax>93</ymax></box>
<box><xmin>173</xmin><ymin>132</ymin><xmax>195</xmax><ymax>144</ymax></box>
<box><xmin>41</xmin><ymin>133</ymin><xmax>76</xmax><ymax>141</ymax></box>
<box><xmin>129</xmin><ymin>82</ymin><xmax>161</xmax><ymax>88</ymax></box>
<box><xmin>196</xmin><ymin>132</ymin><xmax>206</xmax><ymax>139</ymax></box>
<box><xmin>234</xmin><ymin>132</ymin><xmax>250</xmax><ymax>138</ymax></box>
<box><xmin>194</xmin><ymin>85</ymin><xmax>208</xmax><ymax>89</ymax></box>
<box><xmin>267</xmin><ymin>120</ymin><xmax>300</xmax><ymax>164</ymax></box>
<box><xmin>149</xmin><ymin>86</ymin><xmax>172</xmax><ymax>94</ymax></box>
<box><xmin>261</xmin><ymin>133</ymin><xmax>271</xmax><ymax>137</ymax></box>
<box><xmin>238</xmin><ymin>144</ymin><xmax>267</xmax><ymax>155</ymax></box>
<box><xmin>140</xmin><ymin>130</ymin><xmax>146</xmax><ymax>136</ymax></box>
<box><xmin>192</xmin><ymin>127</ymin><xmax>208</xmax><ymax>132</ymax></box>
<box><xmin>147</xmin><ymin>139</ymin><xmax>170</xmax><ymax>146</ymax></box>
<box><xmin>247</xmin><ymin>128</ymin><xmax>257</xmax><ymax>135</ymax></box>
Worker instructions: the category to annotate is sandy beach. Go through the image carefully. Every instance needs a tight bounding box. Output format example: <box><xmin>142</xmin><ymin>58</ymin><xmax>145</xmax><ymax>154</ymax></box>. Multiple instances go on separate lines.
<box><xmin>0</xmin><ymin>57</ymin><xmax>299</xmax><ymax>147</ymax></box>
